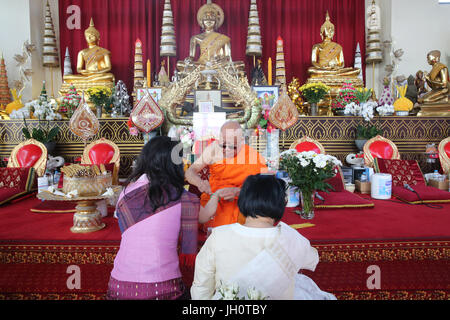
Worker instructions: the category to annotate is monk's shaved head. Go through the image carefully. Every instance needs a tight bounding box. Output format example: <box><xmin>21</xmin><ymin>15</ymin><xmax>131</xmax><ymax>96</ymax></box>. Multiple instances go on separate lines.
<box><xmin>220</xmin><ymin>121</ymin><xmax>242</xmax><ymax>134</ymax></box>
<box><xmin>219</xmin><ymin>121</ymin><xmax>244</xmax><ymax>158</ymax></box>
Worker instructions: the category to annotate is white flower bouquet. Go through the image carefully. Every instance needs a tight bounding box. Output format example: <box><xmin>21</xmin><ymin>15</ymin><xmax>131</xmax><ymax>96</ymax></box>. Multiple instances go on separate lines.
<box><xmin>27</xmin><ymin>99</ymin><xmax>61</xmax><ymax>121</ymax></box>
<box><xmin>376</xmin><ymin>104</ymin><xmax>394</xmax><ymax>116</ymax></box>
<box><xmin>217</xmin><ymin>281</ymin><xmax>268</xmax><ymax>300</ymax></box>
<box><xmin>279</xmin><ymin>150</ymin><xmax>342</xmax><ymax>218</ymax></box>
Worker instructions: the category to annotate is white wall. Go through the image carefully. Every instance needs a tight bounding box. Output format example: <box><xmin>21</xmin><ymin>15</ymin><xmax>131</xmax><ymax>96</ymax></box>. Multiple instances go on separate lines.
<box><xmin>365</xmin><ymin>0</ymin><xmax>450</xmax><ymax>97</ymax></box>
<box><xmin>29</xmin><ymin>0</ymin><xmax>62</xmax><ymax>101</ymax></box>
<box><xmin>0</xmin><ymin>0</ymin><xmax>61</xmax><ymax>103</ymax></box>
<box><xmin>391</xmin><ymin>0</ymin><xmax>450</xmax><ymax>77</ymax></box>
<box><xmin>0</xmin><ymin>0</ymin><xmax>32</xmax><ymax>102</ymax></box>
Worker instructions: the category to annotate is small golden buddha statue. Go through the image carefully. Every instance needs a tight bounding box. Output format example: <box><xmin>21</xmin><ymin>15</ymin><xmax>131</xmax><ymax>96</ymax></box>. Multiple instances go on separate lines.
<box><xmin>176</xmin><ymin>1</ymin><xmax>244</xmax><ymax>76</ymax></box>
<box><xmin>308</xmin><ymin>11</ymin><xmax>360</xmax><ymax>78</ymax></box>
<box><xmin>60</xmin><ymin>18</ymin><xmax>115</xmax><ymax>97</ymax></box>
<box><xmin>418</xmin><ymin>50</ymin><xmax>449</xmax><ymax>104</ymax></box>
<box><xmin>417</xmin><ymin>50</ymin><xmax>450</xmax><ymax>116</ymax></box>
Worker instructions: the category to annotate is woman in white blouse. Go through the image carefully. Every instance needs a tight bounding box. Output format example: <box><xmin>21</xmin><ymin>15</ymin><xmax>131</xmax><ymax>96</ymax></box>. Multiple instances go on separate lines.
<box><xmin>191</xmin><ymin>174</ymin><xmax>336</xmax><ymax>300</ymax></box>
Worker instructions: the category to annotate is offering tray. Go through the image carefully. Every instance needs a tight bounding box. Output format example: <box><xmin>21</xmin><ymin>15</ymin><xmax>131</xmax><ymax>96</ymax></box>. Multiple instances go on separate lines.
<box><xmin>37</xmin><ymin>186</ymin><xmax>122</xmax><ymax>233</ymax></box>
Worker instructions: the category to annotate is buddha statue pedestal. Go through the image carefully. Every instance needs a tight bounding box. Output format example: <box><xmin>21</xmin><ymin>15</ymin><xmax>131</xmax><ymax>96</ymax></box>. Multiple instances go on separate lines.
<box><xmin>417</xmin><ymin>102</ymin><xmax>450</xmax><ymax>117</ymax></box>
<box><xmin>305</xmin><ymin>11</ymin><xmax>363</xmax><ymax>115</ymax></box>
<box><xmin>59</xmin><ymin>18</ymin><xmax>115</xmax><ymax>113</ymax></box>
<box><xmin>417</xmin><ymin>50</ymin><xmax>450</xmax><ymax>117</ymax></box>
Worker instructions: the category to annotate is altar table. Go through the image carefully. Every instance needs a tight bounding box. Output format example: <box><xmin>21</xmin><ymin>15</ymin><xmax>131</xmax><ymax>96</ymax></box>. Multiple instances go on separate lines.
<box><xmin>0</xmin><ymin>195</ymin><xmax>448</xmax><ymax>300</ymax></box>
<box><xmin>1</xmin><ymin>117</ymin><xmax>449</xmax><ymax>178</ymax></box>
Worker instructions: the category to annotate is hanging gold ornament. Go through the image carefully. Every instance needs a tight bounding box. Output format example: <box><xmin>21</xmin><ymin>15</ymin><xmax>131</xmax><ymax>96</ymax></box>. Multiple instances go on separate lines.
<box><xmin>69</xmin><ymin>92</ymin><xmax>99</xmax><ymax>142</ymax></box>
<box><xmin>269</xmin><ymin>87</ymin><xmax>299</xmax><ymax>131</ymax></box>
<box><xmin>130</xmin><ymin>91</ymin><xmax>164</xmax><ymax>133</ymax></box>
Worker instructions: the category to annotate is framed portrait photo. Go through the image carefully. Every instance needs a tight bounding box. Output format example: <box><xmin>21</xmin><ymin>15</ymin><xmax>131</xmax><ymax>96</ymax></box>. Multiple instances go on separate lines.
<box><xmin>194</xmin><ymin>90</ymin><xmax>222</xmax><ymax>112</ymax></box>
<box><xmin>137</xmin><ymin>88</ymin><xmax>162</xmax><ymax>102</ymax></box>
<box><xmin>252</xmin><ymin>86</ymin><xmax>279</xmax><ymax>109</ymax></box>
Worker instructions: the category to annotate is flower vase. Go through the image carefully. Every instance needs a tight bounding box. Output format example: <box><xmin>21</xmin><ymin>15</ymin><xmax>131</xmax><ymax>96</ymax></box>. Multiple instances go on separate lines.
<box><xmin>44</xmin><ymin>141</ymin><xmax>56</xmax><ymax>156</ymax></box>
<box><xmin>183</xmin><ymin>145</ymin><xmax>192</xmax><ymax>162</ymax></box>
<box><xmin>335</xmin><ymin>109</ymin><xmax>345</xmax><ymax>116</ymax></box>
<box><xmin>299</xmin><ymin>190</ymin><xmax>315</xmax><ymax>220</ymax></box>
<box><xmin>96</xmin><ymin>105</ymin><xmax>102</xmax><ymax>118</ymax></box>
<box><xmin>265</xmin><ymin>129</ymin><xmax>280</xmax><ymax>171</ymax></box>
<box><xmin>310</xmin><ymin>103</ymin><xmax>318</xmax><ymax>116</ymax></box>
<box><xmin>355</xmin><ymin>139</ymin><xmax>368</xmax><ymax>152</ymax></box>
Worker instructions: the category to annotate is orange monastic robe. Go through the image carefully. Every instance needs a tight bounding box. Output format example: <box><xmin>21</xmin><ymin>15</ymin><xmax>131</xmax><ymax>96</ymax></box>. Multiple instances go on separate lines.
<box><xmin>200</xmin><ymin>144</ymin><xmax>267</xmax><ymax>229</ymax></box>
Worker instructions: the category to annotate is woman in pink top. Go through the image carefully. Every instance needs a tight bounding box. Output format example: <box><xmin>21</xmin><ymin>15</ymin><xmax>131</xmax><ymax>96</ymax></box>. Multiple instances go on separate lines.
<box><xmin>107</xmin><ymin>136</ymin><xmax>199</xmax><ymax>300</ymax></box>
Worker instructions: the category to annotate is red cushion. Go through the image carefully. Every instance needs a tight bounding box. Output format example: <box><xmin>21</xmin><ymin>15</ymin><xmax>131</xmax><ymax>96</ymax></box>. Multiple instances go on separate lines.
<box><xmin>444</xmin><ymin>142</ymin><xmax>450</xmax><ymax>158</ymax></box>
<box><xmin>295</xmin><ymin>141</ymin><xmax>321</xmax><ymax>154</ymax></box>
<box><xmin>374</xmin><ymin>158</ymin><xmax>425</xmax><ymax>187</ymax></box>
<box><xmin>88</xmin><ymin>143</ymin><xmax>115</xmax><ymax>164</ymax></box>
<box><xmin>0</xmin><ymin>187</ymin><xmax>27</xmax><ymax>205</ymax></box>
<box><xmin>315</xmin><ymin>190</ymin><xmax>374</xmax><ymax>208</ymax></box>
<box><xmin>16</xmin><ymin>144</ymin><xmax>43</xmax><ymax>168</ymax></box>
<box><xmin>324</xmin><ymin>167</ymin><xmax>344</xmax><ymax>192</ymax></box>
<box><xmin>0</xmin><ymin>167</ymin><xmax>36</xmax><ymax>191</ymax></box>
<box><xmin>368</xmin><ymin>140</ymin><xmax>394</xmax><ymax>159</ymax></box>
<box><xmin>392</xmin><ymin>185</ymin><xmax>450</xmax><ymax>203</ymax></box>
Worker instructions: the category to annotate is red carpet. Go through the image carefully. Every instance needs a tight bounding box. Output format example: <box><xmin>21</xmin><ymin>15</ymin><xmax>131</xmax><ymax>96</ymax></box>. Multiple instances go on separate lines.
<box><xmin>0</xmin><ymin>196</ymin><xmax>449</xmax><ymax>299</ymax></box>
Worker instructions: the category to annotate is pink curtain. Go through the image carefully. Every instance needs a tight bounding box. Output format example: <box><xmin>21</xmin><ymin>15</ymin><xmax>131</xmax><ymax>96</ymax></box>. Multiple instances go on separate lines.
<box><xmin>59</xmin><ymin>0</ymin><xmax>365</xmax><ymax>93</ymax></box>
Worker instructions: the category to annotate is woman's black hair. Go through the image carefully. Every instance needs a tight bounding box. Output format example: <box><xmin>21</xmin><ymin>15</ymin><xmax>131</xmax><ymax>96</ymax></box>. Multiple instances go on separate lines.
<box><xmin>238</xmin><ymin>174</ymin><xmax>287</xmax><ymax>221</ymax></box>
<box><xmin>125</xmin><ymin>136</ymin><xmax>184</xmax><ymax>211</ymax></box>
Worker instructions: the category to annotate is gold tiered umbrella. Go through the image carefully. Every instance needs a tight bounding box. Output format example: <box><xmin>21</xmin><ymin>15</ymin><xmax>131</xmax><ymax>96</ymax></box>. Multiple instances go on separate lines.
<box><xmin>160</xmin><ymin>0</ymin><xmax>177</xmax><ymax>79</ymax></box>
<box><xmin>42</xmin><ymin>1</ymin><xmax>59</xmax><ymax>97</ymax></box>
<box><xmin>246</xmin><ymin>0</ymin><xmax>263</xmax><ymax>66</ymax></box>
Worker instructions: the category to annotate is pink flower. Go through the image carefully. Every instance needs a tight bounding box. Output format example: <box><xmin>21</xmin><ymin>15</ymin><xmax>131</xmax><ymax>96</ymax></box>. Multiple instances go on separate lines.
<box><xmin>130</xmin><ymin>126</ymin><xmax>139</xmax><ymax>136</ymax></box>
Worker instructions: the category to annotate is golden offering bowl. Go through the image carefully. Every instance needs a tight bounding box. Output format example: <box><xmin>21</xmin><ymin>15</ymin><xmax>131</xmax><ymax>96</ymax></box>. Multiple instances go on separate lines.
<box><xmin>37</xmin><ymin>185</ymin><xmax>121</xmax><ymax>233</ymax></box>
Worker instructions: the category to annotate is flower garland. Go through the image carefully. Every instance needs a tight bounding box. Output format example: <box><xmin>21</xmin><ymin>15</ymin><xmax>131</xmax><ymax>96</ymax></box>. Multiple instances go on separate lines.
<box><xmin>332</xmin><ymin>81</ymin><xmax>358</xmax><ymax>111</ymax></box>
<box><xmin>59</xmin><ymin>85</ymin><xmax>81</xmax><ymax>117</ymax></box>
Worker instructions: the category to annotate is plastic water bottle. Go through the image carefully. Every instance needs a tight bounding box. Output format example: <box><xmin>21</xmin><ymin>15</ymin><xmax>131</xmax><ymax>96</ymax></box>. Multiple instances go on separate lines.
<box><xmin>433</xmin><ymin>170</ymin><xmax>440</xmax><ymax>181</ymax></box>
<box><xmin>53</xmin><ymin>170</ymin><xmax>61</xmax><ymax>185</ymax></box>
<box><xmin>360</xmin><ymin>174</ymin><xmax>367</xmax><ymax>182</ymax></box>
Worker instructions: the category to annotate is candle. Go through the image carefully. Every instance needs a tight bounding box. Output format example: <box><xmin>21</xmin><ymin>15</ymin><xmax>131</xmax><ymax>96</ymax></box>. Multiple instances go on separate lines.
<box><xmin>147</xmin><ymin>59</ymin><xmax>151</xmax><ymax>87</ymax></box>
<box><xmin>268</xmin><ymin>57</ymin><xmax>272</xmax><ymax>86</ymax></box>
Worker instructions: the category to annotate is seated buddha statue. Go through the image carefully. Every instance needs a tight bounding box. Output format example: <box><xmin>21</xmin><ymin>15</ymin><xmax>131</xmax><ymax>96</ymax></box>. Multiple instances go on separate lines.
<box><xmin>176</xmin><ymin>1</ymin><xmax>244</xmax><ymax>78</ymax></box>
<box><xmin>417</xmin><ymin>50</ymin><xmax>450</xmax><ymax>116</ymax></box>
<box><xmin>306</xmin><ymin>11</ymin><xmax>363</xmax><ymax>114</ymax></box>
<box><xmin>308</xmin><ymin>11</ymin><xmax>360</xmax><ymax>78</ymax></box>
<box><xmin>60</xmin><ymin>18</ymin><xmax>115</xmax><ymax>96</ymax></box>
<box><xmin>418</xmin><ymin>50</ymin><xmax>449</xmax><ymax>104</ymax></box>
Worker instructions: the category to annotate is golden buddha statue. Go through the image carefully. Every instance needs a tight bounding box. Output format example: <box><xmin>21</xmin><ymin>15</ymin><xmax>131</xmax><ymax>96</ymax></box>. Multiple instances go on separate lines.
<box><xmin>59</xmin><ymin>18</ymin><xmax>115</xmax><ymax>97</ymax></box>
<box><xmin>417</xmin><ymin>50</ymin><xmax>450</xmax><ymax>116</ymax></box>
<box><xmin>176</xmin><ymin>1</ymin><xmax>244</xmax><ymax>78</ymax></box>
<box><xmin>306</xmin><ymin>11</ymin><xmax>363</xmax><ymax>113</ymax></box>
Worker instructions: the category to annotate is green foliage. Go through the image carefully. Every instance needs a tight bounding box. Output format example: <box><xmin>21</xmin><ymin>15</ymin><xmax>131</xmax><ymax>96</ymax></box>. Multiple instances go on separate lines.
<box><xmin>354</xmin><ymin>88</ymin><xmax>372</xmax><ymax>104</ymax></box>
<box><xmin>22</xmin><ymin>117</ymin><xmax>59</xmax><ymax>143</ymax></box>
<box><xmin>356</xmin><ymin>123</ymin><xmax>382</xmax><ymax>140</ymax></box>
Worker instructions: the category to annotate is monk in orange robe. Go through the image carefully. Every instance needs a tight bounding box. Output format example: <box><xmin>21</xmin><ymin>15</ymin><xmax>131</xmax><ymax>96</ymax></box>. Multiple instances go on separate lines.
<box><xmin>186</xmin><ymin>121</ymin><xmax>267</xmax><ymax>229</ymax></box>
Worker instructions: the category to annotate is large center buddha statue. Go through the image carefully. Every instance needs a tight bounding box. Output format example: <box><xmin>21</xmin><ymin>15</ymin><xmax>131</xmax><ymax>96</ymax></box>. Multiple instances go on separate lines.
<box><xmin>306</xmin><ymin>11</ymin><xmax>363</xmax><ymax>102</ymax></box>
<box><xmin>59</xmin><ymin>18</ymin><xmax>115</xmax><ymax>97</ymax></box>
<box><xmin>176</xmin><ymin>1</ymin><xmax>244</xmax><ymax>79</ymax></box>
